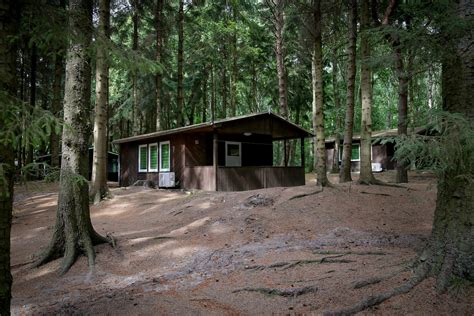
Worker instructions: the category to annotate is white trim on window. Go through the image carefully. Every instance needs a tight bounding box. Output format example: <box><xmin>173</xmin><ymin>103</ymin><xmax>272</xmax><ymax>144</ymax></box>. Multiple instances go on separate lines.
<box><xmin>159</xmin><ymin>141</ymin><xmax>171</xmax><ymax>172</ymax></box>
<box><xmin>138</xmin><ymin>144</ymin><xmax>148</xmax><ymax>172</ymax></box>
<box><xmin>148</xmin><ymin>143</ymin><xmax>159</xmax><ymax>172</ymax></box>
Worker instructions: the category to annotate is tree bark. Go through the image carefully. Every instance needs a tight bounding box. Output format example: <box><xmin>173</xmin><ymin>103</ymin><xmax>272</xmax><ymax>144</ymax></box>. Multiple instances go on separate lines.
<box><xmin>331</xmin><ymin>52</ymin><xmax>341</xmax><ymax>174</ymax></box>
<box><xmin>131</xmin><ymin>0</ymin><xmax>140</xmax><ymax>135</ymax></box>
<box><xmin>0</xmin><ymin>1</ymin><xmax>18</xmax><ymax>313</ymax></box>
<box><xmin>312</xmin><ymin>0</ymin><xmax>329</xmax><ymax>187</ymax></box>
<box><xmin>155</xmin><ymin>0</ymin><xmax>163</xmax><ymax>131</ymax></box>
<box><xmin>35</xmin><ymin>0</ymin><xmax>108</xmax><ymax>275</ymax></box>
<box><xmin>91</xmin><ymin>0</ymin><xmax>110</xmax><ymax>204</ymax></box>
<box><xmin>176</xmin><ymin>0</ymin><xmax>185</xmax><ymax>126</ymax></box>
<box><xmin>230</xmin><ymin>4</ymin><xmax>238</xmax><ymax>117</ymax></box>
<box><xmin>394</xmin><ymin>44</ymin><xmax>408</xmax><ymax>183</ymax></box>
<box><xmin>358</xmin><ymin>0</ymin><xmax>376</xmax><ymax>184</ymax></box>
<box><xmin>26</xmin><ymin>42</ymin><xmax>37</xmax><ymax>169</ymax></box>
<box><xmin>423</xmin><ymin>0</ymin><xmax>474</xmax><ymax>289</ymax></box>
<box><xmin>273</xmin><ymin>0</ymin><xmax>288</xmax><ymax>118</ymax></box>
<box><xmin>340</xmin><ymin>0</ymin><xmax>357</xmax><ymax>183</ymax></box>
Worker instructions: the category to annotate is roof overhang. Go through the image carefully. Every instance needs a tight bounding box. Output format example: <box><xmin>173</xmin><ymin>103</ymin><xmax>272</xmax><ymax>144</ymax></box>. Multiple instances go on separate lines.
<box><xmin>113</xmin><ymin>112</ymin><xmax>314</xmax><ymax>144</ymax></box>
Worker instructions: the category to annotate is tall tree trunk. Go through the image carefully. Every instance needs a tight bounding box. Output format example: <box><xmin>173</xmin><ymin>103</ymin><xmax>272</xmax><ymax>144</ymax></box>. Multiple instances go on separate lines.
<box><xmin>202</xmin><ymin>68</ymin><xmax>208</xmax><ymax>123</ymax></box>
<box><xmin>331</xmin><ymin>52</ymin><xmax>341</xmax><ymax>174</ymax></box>
<box><xmin>176</xmin><ymin>0</ymin><xmax>185</xmax><ymax>126</ymax></box>
<box><xmin>340</xmin><ymin>0</ymin><xmax>357</xmax><ymax>183</ymax></box>
<box><xmin>132</xmin><ymin>0</ymin><xmax>140</xmax><ymax>135</ymax></box>
<box><xmin>221</xmin><ymin>47</ymin><xmax>228</xmax><ymax>118</ymax></box>
<box><xmin>35</xmin><ymin>0</ymin><xmax>108</xmax><ymax>275</ymax></box>
<box><xmin>26</xmin><ymin>42</ymin><xmax>37</xmax><ymax>168</ymax></box>
<box><xmin>358</xmin><ymin>0</ymin><xmax>376</xmax><ymax>184</ymax></box>
<box><xmin>155</xmin><ymin>0</ymin><xmax>163</xmax><ymax>131</ymax></box>
<box><xmin>312</xmin><ymin>0</ymin><xmax>329</xmax><ymax>186</ymax></box>
<box><xmin>423</xmin><ymin>0</ymin><xmax>474</xmax><ymax>289</ymax></box>
<box><xmin>394</xmin><ymin>44</ymin><xmax>408</xmax><ymax>183</ymax></box>
<box><xmin>272</xmin><ymin>0</ymin><xmax>288</xmax><ymax>118</ymax></box>
<box><xmin>0</xmin><ymin>1</ymin><xmax>18</xmax><ymax>313</ymax></box>
<box><xmin>91</xmin><ymin>0</ymin><xmax>111</xmax><ymax>204</ymax></box>
<box><xmin>230</xmin><ymin>5</ymin><xmax>238</xmax><ymax>117</ymax></box>
<box><xmin>211</xmin><ymin>64</ymin><xmax>216</xmax><ymax>122</ymax></box>
<box><xmin>50</xmin><ymin>51</ymin><xmax>64</xmax><ymax>169</ymax></box>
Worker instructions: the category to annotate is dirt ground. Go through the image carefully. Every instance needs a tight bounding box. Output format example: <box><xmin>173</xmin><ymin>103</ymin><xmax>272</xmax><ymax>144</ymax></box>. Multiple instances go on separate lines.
<box><xmin>10</xmin><ymin>171</ymin><xmax>473</xmax><ymax>315</ymax></box>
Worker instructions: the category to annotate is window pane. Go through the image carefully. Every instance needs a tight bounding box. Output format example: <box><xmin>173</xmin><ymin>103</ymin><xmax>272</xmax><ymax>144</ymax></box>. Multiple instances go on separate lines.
<box><xmin>139</xmin><ymin>146</ymin><xmax>147</xmax><ymax>170</ymax></box>
<box><xmin>227</xmin><ymin>144</ymin><xmax>240</xmax><ymax>157</ymax></box>
<box><xmin>161</xmin><ymin>143</ymin><xmax>170</xmax><ymax>170</ymax></box>
<box><xmin>351</xmin><ymin>145</ymin><xmax>360</xmax><ymax>160</ymax></box>
<box><xmin>149</xmin><ymin>145</ymin><xmax>158</xmax><ymax>170</ymax></box>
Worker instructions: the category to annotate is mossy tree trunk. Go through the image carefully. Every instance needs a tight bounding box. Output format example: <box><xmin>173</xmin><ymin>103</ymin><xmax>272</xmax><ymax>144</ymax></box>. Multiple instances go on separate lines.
<box><xmin>312</xmin><ymin>0</ymin><xmax>329</xmax><ymax>187</ymax></box>
<box><xmin>424</xmin><ymin>0</ymin><xmax>474</xmax><ymax>289</ymax></box>
<box><xmin>91</xmin><ymin>0</ymin><xmax>110</xmax><ymax>204</ymax></box>
<box><xmin>339</xmin><ymin>0</ymin><xmax>357</xmax><ymax>183</ymax></box>
<box><xmin>35</xmin><ymin>0</ymin><xmax>108</xmax><ymax>275</ymax></box>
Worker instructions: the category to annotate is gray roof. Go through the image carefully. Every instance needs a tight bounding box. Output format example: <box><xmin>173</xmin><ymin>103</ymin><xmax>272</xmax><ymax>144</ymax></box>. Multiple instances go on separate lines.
<box><xmin>325</xmin><ymin>127</ymin><xmax>427</xmax><ymax>143</ymax></box>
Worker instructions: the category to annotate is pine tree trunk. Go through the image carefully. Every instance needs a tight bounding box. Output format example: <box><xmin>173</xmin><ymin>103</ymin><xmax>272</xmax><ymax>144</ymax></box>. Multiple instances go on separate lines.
<box><xmin>0</xmin><ymin>2</ymin><xmax>18</xmax><ymax>312</ymax></box>
<box><xmin>91</xmin><ymin>0</ymin><xmax>110</xmax><ymax>204</ymax></box>
<box><xmin>274</xmin><ymin>0</ymin><xmax>288</xmax><ymax>118</ymax></box>
<box><xmin>394</xmin><ymin>44</ymin><xmax>408</xmax><ymax>183</ymax></box>
<box><xmin>312</xmin><ymin>0</ymin><xmax>329</xmax><ymax>186</ymax></box>
<box><xmin>131</xmin><ymin>0</ymin><xmax>140</xmax><ymax>135</ymax></box>
<box><xmin>26</xmin><ymin>42</ymin><xmax>37</xmax><ymax>169</ymax></box>
<box><xmin>221</xmin><ymin>48</ymin><xmax>228</xmax><ymax>119</ymax></box>
<box><xmin>358</xmin><ymin>0</ymin><xmax>376</xmax><ymax>184</ymax></box>
<box><xmin>331</xmin><ymin>52</ymin><xmax>341</xmax><ymax>174</ymax></box>
<box><xmin>230</xmin><ymin>5</ymin><xmax>238</xmax><ymax>117</ymax></box>
<box><xmin>176</xmin><ymin>0</ymin><xmax>185</xmax><ymax>126</ymax></box>
<box><xmin>50</xmin><ymin>53</ymin><xmax>64</xmax><ymax>169</ymax></box>
<box><xmin>340</xmin><ymin>0</ymin><xmax>357</xmax><ymax>183</ymax></box>
<box><xmin>35</xmin><ymin>0</ymin><xmax>108</xmax><ymax>275</ymax></box>
<box><xmin>155</xmin><ymin>0</ymin><xmax>163</xmax><ymax>131</ymax></box>
<box><xmin>422</xmin><ymin>0</ymin><xmax>474</xmax><ymax>290</ymax></box>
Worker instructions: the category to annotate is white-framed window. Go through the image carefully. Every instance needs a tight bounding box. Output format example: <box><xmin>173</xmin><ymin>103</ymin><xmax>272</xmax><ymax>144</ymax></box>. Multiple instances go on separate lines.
<box><xmin>138</xmin><ymin>144</ymin><xmax>148</xmax><ymax>172</ymax></box>
<box><xmin>148</xmin><ymin>143</ymin><xmax>159</xmax><ymax>172</ymax></box>
<box><xmin>339</xmin><ymin>144</ymin><xmax>360</xmax><ymax>162</ymax></box>
<box><xmin>159</xmin><ymin>141</ymin><xmax>171</xmax><ymax>172</ymax></box>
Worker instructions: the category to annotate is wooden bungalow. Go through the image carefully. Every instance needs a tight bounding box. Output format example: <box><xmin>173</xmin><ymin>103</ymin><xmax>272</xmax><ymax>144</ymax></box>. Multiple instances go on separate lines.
<box><xmin>325</xmin><ymin>127</ymin><xmax>426</xmax><ymax>172</ymax></box>
<box><xmin>113</xmin><ymin>112</ymin><xmax>313</xmax><ymax>191</ymax></box>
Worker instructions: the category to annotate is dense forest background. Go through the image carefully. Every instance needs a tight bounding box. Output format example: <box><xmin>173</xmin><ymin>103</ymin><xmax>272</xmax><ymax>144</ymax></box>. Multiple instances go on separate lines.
<box><xmin>12</xmin><ymin>0</ymin><xmax>443</xmax><ymax>172</ymax></box>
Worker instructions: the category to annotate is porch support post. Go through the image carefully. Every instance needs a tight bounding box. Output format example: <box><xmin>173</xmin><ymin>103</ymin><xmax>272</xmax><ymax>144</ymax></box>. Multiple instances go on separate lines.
<box><xmin>284</xmin><ymin>139</ymin><xmax>288</xmax><ymax>167</ymax></box>
<box><xmin>300</xmin><ymin>137</ymin><xmax>305</xmax><ymax>169</ymax></box>
<box><xmin>213</xmin><ymin>132</ymin><xmax>218</xmax><ymax>191</ymax></box>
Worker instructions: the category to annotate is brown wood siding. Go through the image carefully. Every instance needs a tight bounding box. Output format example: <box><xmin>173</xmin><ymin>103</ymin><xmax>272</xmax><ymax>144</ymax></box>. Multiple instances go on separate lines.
<box><xmin>183</xmin><ymin>166</ymin><xmax>216</xmax><ymax>191</ymax></box>
<box><xmin>119</xmin><ymin>135</ymin><xmax>186</xmax><ymax>187</ymax></box>
<box><xmin>217</xmin><ymin>167</ymin><xmax>304</xmax><ymax>191</ymax></box>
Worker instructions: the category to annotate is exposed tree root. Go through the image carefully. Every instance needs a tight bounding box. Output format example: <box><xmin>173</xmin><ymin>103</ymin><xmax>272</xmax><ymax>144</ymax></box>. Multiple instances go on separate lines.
<box><xmin>233</xmin><ymin>285</ymin><xmax>318</xmax><ymax>297</ymax></box>
<box><xmin>360</xmin><ymin>191</ymin><xmax>391</xmax><ymax>196</ymax></box>
<box><xmin>358</xmin><ymin>178</ymin><xmax>406</xmax><ymax>188</ymax></box>
<box><xmin>314</xmin><ymin>250</ymin><xmax>387</xmax><ymax>256</ymax></box>
<box><xmin>289</xmin><ymin>189</ymin><xmax>323</xmax><ymax>200</ymax></box>
<box><xmin>245</xmin><ymin>255</ymin><xmax>353</xmax><ymax>271</ymax></box>
<box><xmin>324</xmin><ymin>263</ymin><xmax>429</xmax><ymax>316</ymax></box>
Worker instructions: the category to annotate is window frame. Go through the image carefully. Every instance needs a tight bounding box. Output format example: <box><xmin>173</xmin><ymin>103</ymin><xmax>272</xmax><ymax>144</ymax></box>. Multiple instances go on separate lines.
<box><xmin>138</xmin><ymin>144</ymin><xmax>148</xmax><ymax>173</ymax></box>
<box><xmin>148</xmin><ymin>143</ymin><xmax>159</xmax><ymax>172</ymax></box>
<box><xmin>339</xmin><ymin>143</ymin><xmax>361</xmax><ymax>162</ymax></box>
<box><xmin>159</xmin><ymin>141</ymin><xmax>171</xmax><ymax>172</ymax></box>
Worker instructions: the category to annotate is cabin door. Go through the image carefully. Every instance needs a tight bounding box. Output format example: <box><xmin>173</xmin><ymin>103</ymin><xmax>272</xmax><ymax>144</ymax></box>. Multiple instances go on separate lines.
<box><xmin>225</xmin><ymin>141</ymin><xmax>242</xmax><ymax>167</ymax></box>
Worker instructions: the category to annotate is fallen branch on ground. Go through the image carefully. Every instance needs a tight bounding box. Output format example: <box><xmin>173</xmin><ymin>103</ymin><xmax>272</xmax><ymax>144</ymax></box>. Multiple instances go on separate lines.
<box><xmin>233</xmin><ymin>285</ymin><xmax>318</xmax><ymax>297</ymax></box>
